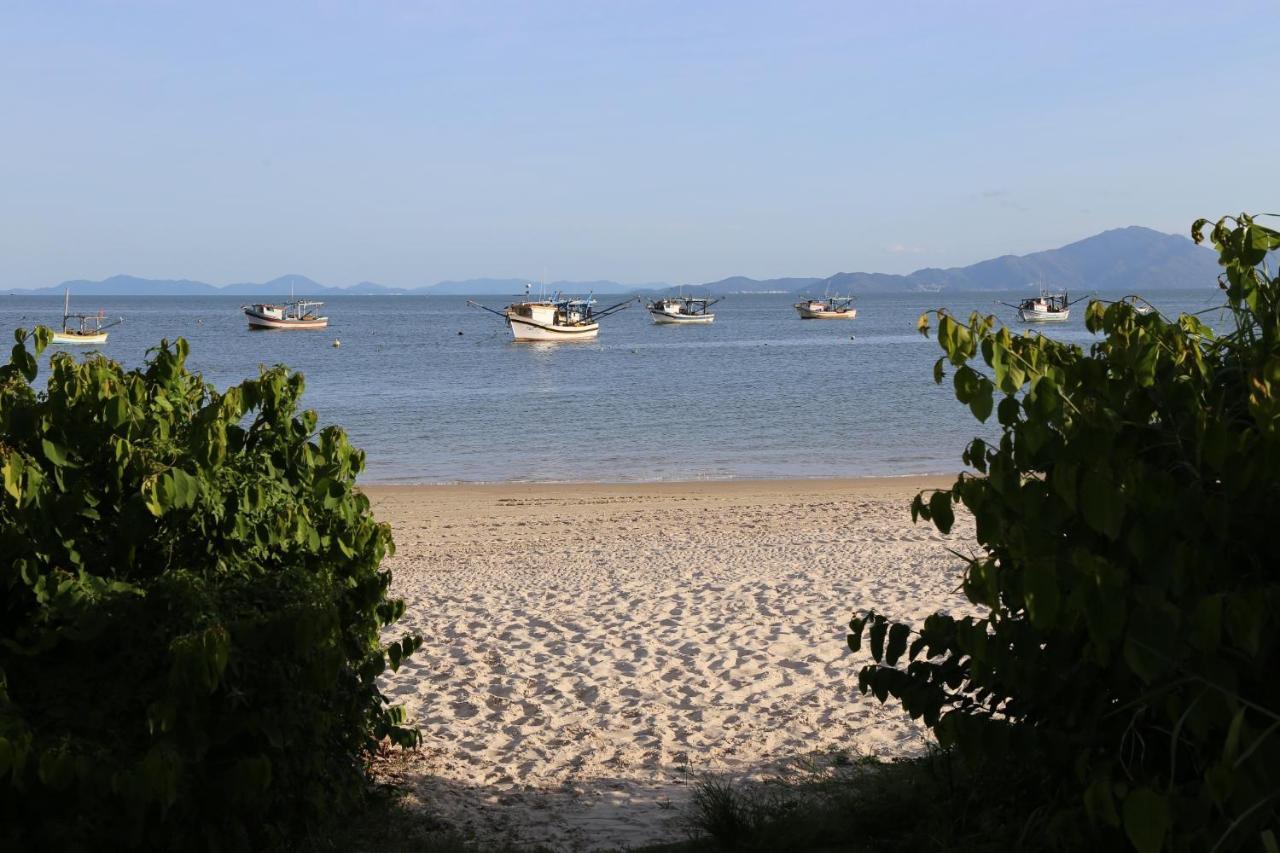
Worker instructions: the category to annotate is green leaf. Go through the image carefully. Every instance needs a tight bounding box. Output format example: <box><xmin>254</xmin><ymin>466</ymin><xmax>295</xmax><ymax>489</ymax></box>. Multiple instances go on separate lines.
<box><xmin>1022</xmin><ymin>563</ymin><xmax>1060</xmax><ymax>628</ymax></box>
<box><xmin>885</xmin><ymin>623</ymin><xmax>909</xmax><ymax>666</ymax></box>
<box><xmin>997</xmin><ymin>395</ymin><xmax>1021</xmax><ymax>426</ymax></box>
<box><xmin>1081</xmin><ymin>468</ymin><xmax>1123</xmax><ymax>540</ymax></box>
<box><xmin>170</xmin><ymin>468</ymin><xmax>198</xmax><ymax>509</ymax></box>
<box><xmin>953</xmin><ymin>365</ymin><xmax>980</xmax><ymax>404</ymax></box>
<box><xmin>106</xmin><ymin>394</ymin><xmax>129</xmax><ymax>427</ymax></box>
<box><xmin>847</xmin><ymin>616</ymin><xmax>866</xmax><ymax>652</ymax></box>
<box><xmin>1223</xmin><ymin>706</ymin><xmax>1246</xmax><ymax>764</ymax></box>
<box><xmin>1122</xmin><ymin>788</ymin><xmax>1169</xmax><ymax>853</ymax></box>
<box><xmin>41</xmin><ymin>439</ymin><xmax>71</xmax><ymax>468</ymax></box>
<box><xmin>968</xmin><ymin>377</ymin><xmax>994</xmax><ymax>422</ymax></box>
<box><xmin>1190</xmin><ymin>594</ymin><xmax>1223</xmax><ymax>653</ymax></box>
<box><xmin>2</xmin><ymin>454</ymin><xmax>23</xmax><ymax>500</ymax></box>
<box><xmin>1225</xmin><ymin>593</ymin><xmax>1265</xmax><ymax>656</ymax></box>
<box><xmin>1083</xmin><ymin>777</ymin><xmax>1120</xmax><ymax>828</ymax></box>
<box><xmin>869</xmin><ymin>618</ymin><xmax>888</xmax><ymax>662</ymax></box>
<box><xmin>928</xmin><ymin>490</ymin><xmax>955</xmax><ymax>535</ymax></box>
<box><xmin>143</xmin><ymin>477</ymin><xmax>166</xmax><ymax>517</ymax></box>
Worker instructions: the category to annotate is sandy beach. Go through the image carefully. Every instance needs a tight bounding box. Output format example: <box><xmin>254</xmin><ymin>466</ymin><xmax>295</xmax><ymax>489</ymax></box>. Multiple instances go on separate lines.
<box><xmin>367</xmin><ymin>477</ymin><xmax>972</xmax><ymax>851</ymax></box>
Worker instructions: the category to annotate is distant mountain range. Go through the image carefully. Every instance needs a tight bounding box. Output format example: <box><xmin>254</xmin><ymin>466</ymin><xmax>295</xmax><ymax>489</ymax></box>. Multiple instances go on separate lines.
<box><xmin>5</xmin><ymin>226</ymin><xmax>1218</xmax><ymax>296</ymax></box>
<box><xmin>817</xmin><ymin>226</ymin><xmax>1219</xmax><ymax>294</ymax></box>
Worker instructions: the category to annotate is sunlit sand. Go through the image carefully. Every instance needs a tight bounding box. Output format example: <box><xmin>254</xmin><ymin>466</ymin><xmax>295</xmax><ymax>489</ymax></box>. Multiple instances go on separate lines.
<box><xmin>367</xmin><ymin>477</ymin><xmax>969</xmax><ymax>850</ymax></box>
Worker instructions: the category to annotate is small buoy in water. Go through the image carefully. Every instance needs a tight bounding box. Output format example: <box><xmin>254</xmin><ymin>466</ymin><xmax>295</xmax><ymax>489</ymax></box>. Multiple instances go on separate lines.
<box><xmin>332</xmin><ymin>339</ymin><xmax>341</xmax><ymax>348</ymax></box>
<box><xmin>458</xmin><ymin>330</ymin><xmax>463</xmax><ymax>335</ymax></box>
<box><xmin>849</xmin><ymin>335</ymin><xmax>856</xmax><ymax>340</ymax></box>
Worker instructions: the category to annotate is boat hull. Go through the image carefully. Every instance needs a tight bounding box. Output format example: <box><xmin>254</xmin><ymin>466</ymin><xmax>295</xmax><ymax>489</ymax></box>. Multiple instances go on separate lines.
<box><xmin>1018</xmin><ymin>309</ymin><xmax>1070</xmax><ymax>323</ymax></box>
<box><xmin>507</xmin><ymin>316</ymin><xmax>599</xmax><ymax>341</ymax></box>
<box><xmin>649</xmin><ymin>310</ymin><xmax>714</xmax><ymax>324</ymax></box>
<box><xmin>245</xmin><ymin>311</ymin><xmax>329</xmax><ymax>330</ymax></box>
<box><xmin>796</xmin><ymin>307</ymin><xmax>857</xmax><ymax>319</ymax></box>
<box><xmin>51</xmin><ymin>331</ymin><xmax>108</xmax><ymax>345</ymax></box>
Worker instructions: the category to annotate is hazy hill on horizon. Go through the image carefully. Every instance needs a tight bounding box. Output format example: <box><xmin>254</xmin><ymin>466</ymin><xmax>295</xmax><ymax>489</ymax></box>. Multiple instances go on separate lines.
<box><xmin>819</xmin><ymin>226</ymin><xmax>1218</xmax><ymax>294</ymax></box>
<box><xmin>4</xmin><ymin>226</ymin><xmax>1218</xmax><ymax>296</ymax></box>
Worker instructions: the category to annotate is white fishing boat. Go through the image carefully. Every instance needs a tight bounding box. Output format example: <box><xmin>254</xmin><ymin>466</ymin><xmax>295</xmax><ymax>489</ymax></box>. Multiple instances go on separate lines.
<box><xmin>51</xmin><ymin>290</ymin><xmax>121</xmax><ymax>344</ymax></box>
<box><xmin>468</xmin><ymin>290</ymin><xmax>632</xmax><ymax>342</ymax></box>
<box><xmin>1121</xmin><ymin>294</ymin><xmax>1155</xmax><ymax>316</ymax></box>
<box><xmin>243</xmin><ymin>299</ymin><xmax>329</xmax><ymax>330</ymax></box>
<box><xmin>646</xmin><ymin>295</ymin><xmax>720</xmax><ymax>324</ymax></box>
<box><xmin>1008</xmin><ymin>288</ymin><xmax>1075</xmax><ymax>323</ymax></box>
<box><xmin>795</xmin><ymin>295</ymin><xmax>856</xmax><ymax>319</ymax></box>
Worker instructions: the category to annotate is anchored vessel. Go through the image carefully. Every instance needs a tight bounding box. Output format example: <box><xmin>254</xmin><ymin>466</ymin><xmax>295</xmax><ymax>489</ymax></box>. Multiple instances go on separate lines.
<box><xmin>52</xmin><ymin>290</ymin><xmax>121</xmax><ymax>344</ymax></box>
<box><xmin>795</xmin><ymin>295</ymin><xmax>857</xmax><ymax>319</ymax></box>
<box><xmin>1121</xmin><ymin>294</ymin><xmax>1155</xmax><ymax>316</ymax></box>
<box><xmin>243</xmin><ymin>299</ymin><xmax>329</xmax><ymax>330</ymax></box>
<box><xmin>469</xmin><ymin>291</ymin><xmax>632</xmax><ymax>342</ymax></box>
<box><xmin>646</xmin><ymin>295</ymin><xmax>720</xmax><ymax>325</ymax></box>
<box><xmin>1005</xmin><ymin>288</ymin><xmax>1080</xmax><ymax>323</ymax></box>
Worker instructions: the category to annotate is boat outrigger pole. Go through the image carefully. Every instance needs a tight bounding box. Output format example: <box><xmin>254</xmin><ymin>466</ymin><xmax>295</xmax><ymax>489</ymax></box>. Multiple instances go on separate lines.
<box><xmin>466</xmin><ymin>300</ymin><xmax>510</xmax><ymax>320</ymax></box>
<box><xmin>590</xmin><ymin>297</ymin><xmax>637</xmax><ymax>320</ymax></box>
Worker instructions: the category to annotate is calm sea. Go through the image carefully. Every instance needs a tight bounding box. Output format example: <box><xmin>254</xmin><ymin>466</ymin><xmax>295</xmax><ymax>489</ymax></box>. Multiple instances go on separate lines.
<box><xmin>1</xmin><ymin>289</ymin><xmax>1228</xmax><ymax>483</ymax></box>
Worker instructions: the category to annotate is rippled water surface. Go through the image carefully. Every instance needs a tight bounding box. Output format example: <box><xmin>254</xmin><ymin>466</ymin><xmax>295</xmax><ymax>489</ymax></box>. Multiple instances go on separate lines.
<box><xmin>1</xmin><ymin>290</ymin><xmax>1227</xmax><ymax>482</ymax></box>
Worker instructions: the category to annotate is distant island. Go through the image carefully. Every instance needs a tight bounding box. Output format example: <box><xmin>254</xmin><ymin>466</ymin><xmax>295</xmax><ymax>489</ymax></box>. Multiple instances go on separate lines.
<box><xmin>4</xmin><ymin>226</ymin><xmax>1218</xmax><ymax>297</ymax></box>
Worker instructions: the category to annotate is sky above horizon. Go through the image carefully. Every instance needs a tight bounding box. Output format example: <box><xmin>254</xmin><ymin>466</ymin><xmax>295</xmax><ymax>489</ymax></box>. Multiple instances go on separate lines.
<box><xmin>1</xmin><ymin>1</ymin><xmax>1274</xmax><ymax>288</ymax></box>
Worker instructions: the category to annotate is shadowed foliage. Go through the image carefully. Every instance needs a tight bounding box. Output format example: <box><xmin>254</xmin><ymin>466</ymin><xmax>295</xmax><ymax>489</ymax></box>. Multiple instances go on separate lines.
<box><xmin>0</xmin><ymin>333</ymin><xmax>420</xmax><ymax>850</ymax></box>
<box><xmin>849</xmin><ymin>214</ymin><xmax>1280</xmax><ymax>851</ymax></box>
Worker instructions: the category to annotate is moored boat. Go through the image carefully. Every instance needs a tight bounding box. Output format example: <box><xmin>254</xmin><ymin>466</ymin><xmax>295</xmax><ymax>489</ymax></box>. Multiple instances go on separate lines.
<box><xmin>1007</xmin><ymin>288</ymin><xmax>1076</xmax><ymax>323</ymax></box>
<box><xmin>795</xmin><ymin>295</ymin><xmax>856</xmax><ymax>319</ymax></box>
<box><xmin>1120</xmin><ymin>294</ymin><xmax>1155</xmax><ymax>316</ymax></box>
<box><xmin>646</xmin><ymin>295</ymin><xmax>720</xmax><ymax>324</ymax></box>
<box><xmin>243</xmin><ymin>299</ymin><xmax>329</xmax><ymax>330</ymax></box>
<box><xmin>469</xmin><ymin>291</ymin><xmax>632</xmax><ymax>342</ymax></box>
<box><xmin>51</xmin><ymin>290</ymin><xmax>121</xmax><ymax>344</ymax></box>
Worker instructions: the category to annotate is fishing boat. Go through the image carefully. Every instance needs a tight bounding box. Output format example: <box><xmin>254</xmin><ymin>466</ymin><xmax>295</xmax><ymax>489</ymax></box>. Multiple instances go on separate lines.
<box><xmin>1004</xmin><ymin>288</ymin><xmax>1080</xmax><ymax>323</ymax></box>
<box><xmin>51</xmin><ymin>290</ymin><xmax>121</xmax><ymax>344</ymax></box>
<box><xmin>646</xmin><ymin>295</ymin><xmax>720</xmax><ymax>324</ymax></box>
<box><xmin>1121</xmin><ymin>294</ymin><xmax>1155</xmax><ymax>316</ymax></box>
<box><xmin>243</xmin><ymin>299</ymin><xmax>329</xmax><ymax>330</ymax></box>
<box><xmin>795</xmin><ymin>295</ymin><xmax>856</xmax><ymax>319</ymax></box>
<box><xmin>468</xmin><ymin>290</ymin><xmax>632</xmax><ymax>342</ymax></box>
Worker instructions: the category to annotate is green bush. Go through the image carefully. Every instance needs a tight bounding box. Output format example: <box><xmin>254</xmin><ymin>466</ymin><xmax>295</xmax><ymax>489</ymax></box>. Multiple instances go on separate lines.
<box><xmin>0</xmin><ymin>333</ymin><xmax>421</xmax><ymax>850</ymax></box>
<box><xmin>849</xmin><ymin>214</ymin><xmax>1280</xmax><ymax>852</ymax></box>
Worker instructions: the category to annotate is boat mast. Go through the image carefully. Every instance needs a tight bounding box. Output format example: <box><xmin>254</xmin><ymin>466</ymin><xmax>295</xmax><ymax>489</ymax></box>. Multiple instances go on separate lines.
<box><xmin>63</xmin><ymin>289</ymin><xmax>70</xmax><ymax>329</ymax></box>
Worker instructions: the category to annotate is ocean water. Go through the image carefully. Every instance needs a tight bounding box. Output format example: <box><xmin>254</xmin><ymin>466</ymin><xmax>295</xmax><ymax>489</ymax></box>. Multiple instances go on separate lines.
<box><xmin>0</xmin><ymin>289</ymin><xmax>1229</xmax><ymax>483</ymax></box>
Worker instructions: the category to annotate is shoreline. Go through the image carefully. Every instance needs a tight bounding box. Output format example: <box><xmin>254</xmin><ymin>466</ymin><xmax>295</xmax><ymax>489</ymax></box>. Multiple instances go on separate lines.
<box><xmin>360</xmin><ymin>473</ymin><xmax>957</xmax><ymax>498</ymax></box>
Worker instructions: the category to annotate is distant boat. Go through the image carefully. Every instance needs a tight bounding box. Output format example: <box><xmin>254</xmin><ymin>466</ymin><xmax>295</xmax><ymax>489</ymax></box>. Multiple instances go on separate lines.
<box><xmin>243</xmin><ymin>299</ymin><xmax>329</xmax><ymax>330</ymax></box>
<box><xmin>1121</xmin><ymin>294</ymin><xmax>1155</xmax><ymax>316</ymax></box>
<box><xmin>51</xmin><ymin>290</ymin><xmax>120</xmax><ymax>344</ymax></box>
<box><xmin>915</xmin><ymin>283</ymin><xmax>945</xmax><ymax>293</ymax></box>
<box><xmin>468</xmin><ymin>289</ymin><xmax>632</xmax><ymax>342</ymax></box>
<box><xmin>646</xmin><ymin>295</ymin><xmax>720</xmax><ymax>324</ymax></box>
<box><xmin>795</xmin><ymin>295</ymin><xmax>856</xmax><ymax>319</ymax></box>
<box><xmin>1004</xmin><ymin>288</ymin><xmax>1077</xmax><ymax>323</ymax></box>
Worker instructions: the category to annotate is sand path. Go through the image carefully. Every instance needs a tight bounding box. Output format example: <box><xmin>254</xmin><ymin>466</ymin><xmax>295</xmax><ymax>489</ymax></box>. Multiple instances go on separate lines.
<box><xmin>367</xmin><ymin>477</ymin><xmax>971</xmax><ymax>851</ymax></box>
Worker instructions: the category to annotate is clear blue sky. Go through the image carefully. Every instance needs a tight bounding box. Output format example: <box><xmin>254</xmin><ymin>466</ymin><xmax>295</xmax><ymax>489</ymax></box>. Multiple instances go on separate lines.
<box><xmin>1</xmin><ymin>1</ymin><xmax>1273</xmax><ymax>288</ymax></box>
